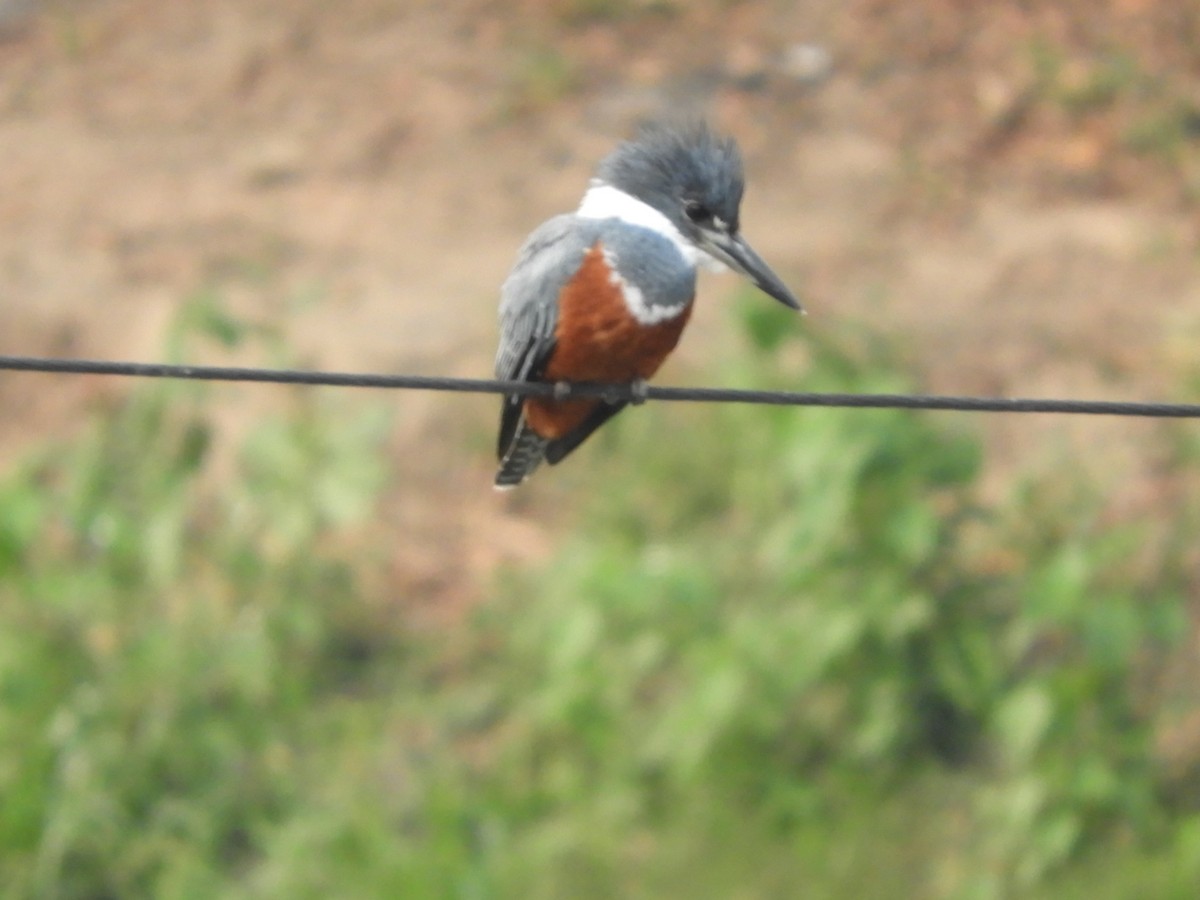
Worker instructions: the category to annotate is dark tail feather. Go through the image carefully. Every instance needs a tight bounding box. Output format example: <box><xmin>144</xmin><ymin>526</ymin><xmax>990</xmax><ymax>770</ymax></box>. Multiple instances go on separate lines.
<box><xmin>495</xmin><ymin>419</ymin><xmax>548</xmax><ymax>489</ymax></box>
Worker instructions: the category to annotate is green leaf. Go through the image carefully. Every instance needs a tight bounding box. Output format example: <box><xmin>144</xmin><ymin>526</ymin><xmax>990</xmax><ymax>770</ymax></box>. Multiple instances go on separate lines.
<box><xmin>994</xmin><ymin>684</ymin><xmax>1054</xmax><ymax>766</ymax></box>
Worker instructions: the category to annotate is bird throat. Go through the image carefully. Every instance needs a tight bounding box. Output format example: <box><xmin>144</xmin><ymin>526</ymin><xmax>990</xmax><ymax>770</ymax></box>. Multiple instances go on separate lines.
<box><xmin>577</xmin><ymin>183</ymin><xmax>725</xmax><ymax>273</ymax></box>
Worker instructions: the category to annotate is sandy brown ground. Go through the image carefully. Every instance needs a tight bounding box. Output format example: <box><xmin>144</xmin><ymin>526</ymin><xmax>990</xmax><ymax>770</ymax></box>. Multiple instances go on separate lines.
<box><xmin>1</xmin><ymin>0</ymin><xmax>1199</xmax><ymax>609</ymax></box>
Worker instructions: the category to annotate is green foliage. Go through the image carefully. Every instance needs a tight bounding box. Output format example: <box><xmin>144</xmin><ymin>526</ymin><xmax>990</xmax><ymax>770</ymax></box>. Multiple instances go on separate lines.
<box><xmin>0</xmin><ymin>292</ymin><xmax>394</xmax><ymax>897</ymax></box>
<box><xmin>1</xmin><ymin>287</ymin><xmax>1198</xmax><ymax>897</ymax></box>
<box><xmin>462</xmin><ymin>293</ymin><xmax>1196</xmax><ymax>895</ymax></box>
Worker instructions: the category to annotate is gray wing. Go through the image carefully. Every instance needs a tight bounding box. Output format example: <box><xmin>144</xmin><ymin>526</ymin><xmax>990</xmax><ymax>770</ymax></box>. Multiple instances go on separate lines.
<box><xmin>495</xmin><ymin>215</ymin><xmax>596</xmax><ymax>459</ymax></box>
<box><xmin>495</xmin><ymin>214</ymin><xmax>595</xmax><ymax>380</ymax></box>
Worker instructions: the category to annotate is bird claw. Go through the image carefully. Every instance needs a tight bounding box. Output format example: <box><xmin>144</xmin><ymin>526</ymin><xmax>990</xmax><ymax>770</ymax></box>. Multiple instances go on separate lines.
<box><xmin>629</xmin><ymin>378</ymin><xmax>649</xmax><ymax>405</ymax></box>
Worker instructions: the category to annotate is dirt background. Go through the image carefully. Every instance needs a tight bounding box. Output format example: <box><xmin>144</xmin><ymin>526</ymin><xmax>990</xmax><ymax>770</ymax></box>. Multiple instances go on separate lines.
<box><xmin>1</xmin><ymin>0</ymin><xmax>1199</xmax><ymax>605</ymax></box>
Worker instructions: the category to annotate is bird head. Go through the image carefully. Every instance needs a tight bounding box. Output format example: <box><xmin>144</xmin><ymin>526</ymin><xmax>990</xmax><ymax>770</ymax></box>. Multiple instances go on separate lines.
<box><xmin>595</xmin><ymin>121</ymin><xmax>802</xmax><ymax>311</ymax></box>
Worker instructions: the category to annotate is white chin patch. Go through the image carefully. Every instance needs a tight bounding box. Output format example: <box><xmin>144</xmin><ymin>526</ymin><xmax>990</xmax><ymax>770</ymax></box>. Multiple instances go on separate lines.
<box><xmin>578</xmin><ymin>183</ymin><xmax>707</xmax><ymax>268</ymax></box>
<box><xmin>698</xmin><ymin>253</ymin><xmax>728</xmax><ymax>274</ymax></box>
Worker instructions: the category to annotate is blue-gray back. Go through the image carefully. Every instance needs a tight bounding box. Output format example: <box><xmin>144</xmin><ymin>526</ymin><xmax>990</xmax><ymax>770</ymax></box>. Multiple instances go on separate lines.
<box><xmin>495</xmin><ymin>214</ymin><xmax>696</xmax><ymax>380</ymax></box>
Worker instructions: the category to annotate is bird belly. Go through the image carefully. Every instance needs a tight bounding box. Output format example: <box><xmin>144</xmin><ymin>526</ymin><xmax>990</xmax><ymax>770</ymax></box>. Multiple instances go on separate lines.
<box><xmin>524</xmin><ymin>243</ymin><xmax>693</xmax><ymax>440</ymax></box>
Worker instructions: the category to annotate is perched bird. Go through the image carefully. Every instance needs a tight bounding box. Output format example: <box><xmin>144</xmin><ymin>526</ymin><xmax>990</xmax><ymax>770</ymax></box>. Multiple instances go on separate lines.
<box><xmin>493</xmin><ymin>121</ymin><xmax>801</xmax><ymax>488</ymax></box>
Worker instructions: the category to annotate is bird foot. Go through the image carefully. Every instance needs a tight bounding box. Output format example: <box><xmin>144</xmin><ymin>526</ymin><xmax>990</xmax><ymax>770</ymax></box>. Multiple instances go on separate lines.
<box><xmin>629</xmin><ymin>378</ymin><xmax>649</xmax><ymax>405</ymax></box>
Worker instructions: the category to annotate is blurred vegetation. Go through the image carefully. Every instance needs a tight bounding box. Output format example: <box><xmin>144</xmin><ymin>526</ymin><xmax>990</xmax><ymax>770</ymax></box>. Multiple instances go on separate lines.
<box><xmin>2</xmin><ymin>291</ymin><xmax>1200</xmax><ymax>897</ymax></box>
<box><xmin>504</xmin><ymin>45</ymin><xmax>579</xmax><ymax>117</ymax></box>
<box><xmin>1028</xmin><ymin>35</ymin><xmax>1200</xmax><ymax>168</ymax></box>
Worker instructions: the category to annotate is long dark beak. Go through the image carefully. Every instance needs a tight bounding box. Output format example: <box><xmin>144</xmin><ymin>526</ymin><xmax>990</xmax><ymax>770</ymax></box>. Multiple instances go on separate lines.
<box><xmin>704</xmin><ymin>232</ymin><xmax>803</xmax><ymax>312</ymax></box>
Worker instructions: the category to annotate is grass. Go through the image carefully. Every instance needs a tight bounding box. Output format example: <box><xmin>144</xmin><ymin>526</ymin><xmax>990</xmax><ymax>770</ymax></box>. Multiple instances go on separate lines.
<box><xmin>2</xmin><ymin>290</ymin><xmax>1200</xmax><ymax>897</ymax></box>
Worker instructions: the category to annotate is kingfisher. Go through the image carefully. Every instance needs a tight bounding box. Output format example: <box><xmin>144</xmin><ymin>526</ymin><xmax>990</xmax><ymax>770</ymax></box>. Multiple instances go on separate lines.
<box><xmin>494</xmin><ymin>121</ymin><xmax>801</xmax><ymax>488</ymax></box>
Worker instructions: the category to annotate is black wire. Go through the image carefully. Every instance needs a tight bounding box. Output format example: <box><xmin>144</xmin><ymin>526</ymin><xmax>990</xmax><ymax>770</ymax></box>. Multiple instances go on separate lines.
<box><xmin>2</xmin><ymin>353</ymin><xmax>1199</xmax><ymax>418</ymax></box>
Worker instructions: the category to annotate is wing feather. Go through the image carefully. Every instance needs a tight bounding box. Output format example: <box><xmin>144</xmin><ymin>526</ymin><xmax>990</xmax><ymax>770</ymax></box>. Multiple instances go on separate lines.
<box><xmin>494</xmin><ymin>215</ymin><xmax>595</xmax><ymax>462</ymax></box>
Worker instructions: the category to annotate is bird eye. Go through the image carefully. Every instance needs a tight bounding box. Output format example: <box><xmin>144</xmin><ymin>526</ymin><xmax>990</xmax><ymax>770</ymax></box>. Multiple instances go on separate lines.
<box><xmin>683</xmin><ymin>200</ymin><xmax>712</xmax><ymax>224</ymax></box>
